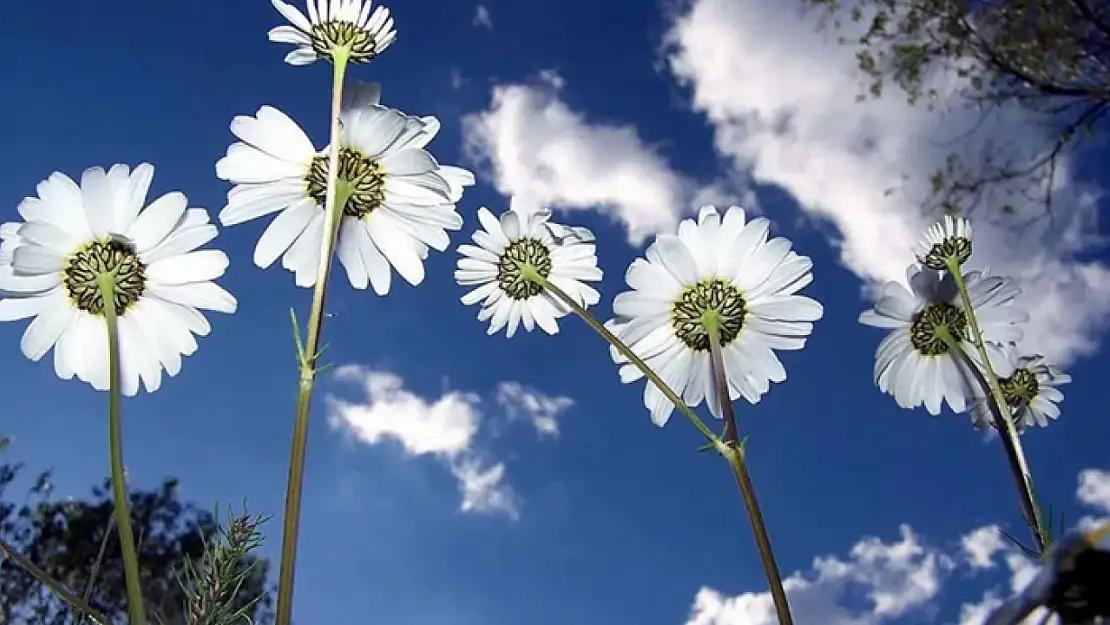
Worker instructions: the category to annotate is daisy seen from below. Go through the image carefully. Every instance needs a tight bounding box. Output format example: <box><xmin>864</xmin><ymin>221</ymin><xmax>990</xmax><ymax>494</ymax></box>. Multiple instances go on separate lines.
<box><xmin>269</xmin><ymin>0</ymin><xmax>396</xmax><ymax>66</ymax></box>
<box><xmin>969</xmin><ymin>346</ymin><xmax>1071</xmax><ymax>433</ymax></box>
<box><xmin>916</xmin><ymin>214</ymin><xmax>973</xmax><ymax>270</ymax></box>
<box><xmin>0</xmin><ymin>164</ymin><xmax>237</xmax><ymax>396</ymax></box>
<box><xmin>606</xmin><ymin>205</ymin><xmax>823</xmax><ymax>427</ymax></box>
<box><xmin>456</xmin><ymin>201</ymin><xmax>602</xmax><ymax>338</ymax></box>
<box><xmin>858</xmin><ymin>265</ymin><xmax>1028</xmax><ymax>415</ymax></box>
<box><xmin>216</xmin><ymin>102</ymin><xmax>474</xmax><ymax>293</ymax></box>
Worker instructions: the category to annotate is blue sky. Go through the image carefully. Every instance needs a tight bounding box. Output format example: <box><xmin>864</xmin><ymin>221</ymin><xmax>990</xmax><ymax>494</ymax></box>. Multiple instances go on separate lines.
<box><xmin>2</xmin><ymin>1</ymin><xmax>1110</xmax><ymax>624</ymax></box>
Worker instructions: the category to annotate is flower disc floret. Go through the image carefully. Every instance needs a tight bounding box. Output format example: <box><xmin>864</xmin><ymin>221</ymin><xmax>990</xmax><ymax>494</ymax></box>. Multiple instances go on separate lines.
<box><xmin>497</xmin><ymin>238</ymin><xmax>553</xmax><ymax>300</ymax></box>
<box><xmin>916</xmin><ymin>215</ymin><xmax>973</xmax><ymax>270</ymax></box>
<box><xmin>909</xmin><ymin>301</ymin><xmax>969</xmax><ymax>355</ymax></box>
<box><xmin>63</xmin><ymin>237</ymin><xmax>147</xmax><ymax>315</ymax></box>
<box><xmin>671</xmin><ymin>278</ymin><xmax>747</xmax><ymax>352</ymax></box>
<box><xmin>304</xmin><ymin>147</ymin><xmax>387</xmax><ymax>218</ymax></box>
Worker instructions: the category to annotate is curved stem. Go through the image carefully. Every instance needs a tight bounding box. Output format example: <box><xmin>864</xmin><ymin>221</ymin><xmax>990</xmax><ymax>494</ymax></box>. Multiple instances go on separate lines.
<box><xmin>705</xmin><ymin>314</ymin><xmax>793</xmax><ymax>625</ymax></box>
<box><xmin>274</xmin><ymin>49</ymin><xmax>350</xmax><ymax>625</ymax></box>
<box><xmin>528</xmin><ymin>270</ymin><xmax>723</xmax><ymax>449</ymax></box>
<box><xmin>936</xmin><ymin>267</ymin><xmax>1048</xmax><ymax>557</ymax></box>
<box><xmin>0</xmin><ymin>536</ymin><xmax>111</xmax><ymax>625</ymax></box>
<box><xmin>97</xmin><ymin>274</ymin><xmax>147</xmax><ymax>625</ymax></box>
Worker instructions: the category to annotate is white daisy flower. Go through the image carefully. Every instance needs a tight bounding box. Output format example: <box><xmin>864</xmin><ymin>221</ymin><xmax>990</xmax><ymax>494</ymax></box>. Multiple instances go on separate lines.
<box><xmin>859</xmin><ymin>265</ymin><xmax>1028</xmax><ymax>415</ymax></box>
<box><xmin>269</xmin><ymin>0</ymin><xmax>396</xmax><ymax>66</ymax></box>
<box><xmin>455</xmin><ymin>203</ymin><xmax>602</xmax><ymax>338</ymax></box>
<box><xmin>606</xmin><ymin>206</ymin><xmax>824</xmax><ymax>427</ymax></box>
<box><xmin>215</xmin><ymin>102</ymin><xmax>473</xmax><ymax>294</ymax></box>
<box><xmin>0</xmin><ymin>165</ymin><xmax>237</xmax><ymax>396</ymax></box>
<box><xmin>915</xmin><ymin>215</ymin><xmax>973</xmax><ymax>270</ymax></box>
<box><xmin>970</xmin><ymin>347</ymin><xmax>1071</xmax><ymax>433</ymax></box>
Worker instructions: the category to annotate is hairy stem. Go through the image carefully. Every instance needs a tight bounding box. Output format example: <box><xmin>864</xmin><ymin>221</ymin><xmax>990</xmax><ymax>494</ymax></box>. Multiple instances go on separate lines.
<box><xmin>274</xmin><ymin>49</ymin><xmax>350</xmax><ymax>625</ymax></box>
<box><xmin>705</xmin><ymin>313</ymin><xmax>794</xmax><ymax>625</ymax></box>
<box><xmin>97</xmin><ymin>274</ymin><xmax>147</xmax><ymax>625</ymax></box>
<box><xmin>943</xmin><ymin>266</ymin><xmax>1048</xmax><ymax>554</ymax></box>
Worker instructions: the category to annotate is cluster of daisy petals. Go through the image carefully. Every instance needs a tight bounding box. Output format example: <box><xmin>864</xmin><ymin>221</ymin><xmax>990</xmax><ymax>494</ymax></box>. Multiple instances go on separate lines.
<box><xmin>0</xmin><ymin>0</ymin><xmax>831</xmax><ymax>430</ymax></box>
<box><xmin>0</xmin><ymin>0</ymin><xmax>1071</xmax><ymax>436</ymax></box>
<box><xmin>859</xmin><ymin>216</ymin><xmax>1070</xmax><ymax>433</ymax></box>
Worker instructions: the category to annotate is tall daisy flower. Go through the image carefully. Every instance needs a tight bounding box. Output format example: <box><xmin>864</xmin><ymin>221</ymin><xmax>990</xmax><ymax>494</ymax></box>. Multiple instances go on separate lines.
<box><xmin>269</xmin><ymin>0</ymin><xmax>397</xmax><ymax>66</ymax></box>
<box><xmin>969</xmin><ymin>347</ymin><xmax>1071</xmax><ymax>433</ymax></box>
<box><xmin>455</xmin><ymin>203</ymin><xmax>602</xmax><ymax>337</ymax></box>
<box><xmin>606</xmin><ymin>206</ymin><xmax>823</xmax><ymax>427</ymax></box>
<box><xmin>215</xmin><ymin>102</ymin><xmax>473</xmax><ymax>293</ymax></box>
<box><xmin>858</xmin><ymin>265</ymin><xmax>1028</xmax><ymax>415</ymax></box>
<box><xmin>915</xmin><ymin>215</ymin><xmax>973</xmax><ymax>270</ymax></box>
<box><xmin>0</xmin><ymin>165</ymin><xmax>237</xmax><ymax>396</ymax></box>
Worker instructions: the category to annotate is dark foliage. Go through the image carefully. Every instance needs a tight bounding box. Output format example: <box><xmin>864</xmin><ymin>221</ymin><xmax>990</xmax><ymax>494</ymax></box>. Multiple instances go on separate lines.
<box><xmin>0</xmin><ymin>462</ymin><xmax>273</xmax><ymax>625</ymax></box>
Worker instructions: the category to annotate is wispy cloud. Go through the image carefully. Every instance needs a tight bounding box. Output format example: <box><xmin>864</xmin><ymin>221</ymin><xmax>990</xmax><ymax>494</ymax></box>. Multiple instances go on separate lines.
<box><xmin>494</xmin><ymin>382</ymin><xmax>573</xmax><ymax>438</ymax></box>
<box><xmin>473</xmin><ymin>4</ymin><xmax>493</xmax><ymax>30</ymax></box>
<box><xmin>325</xmin><ymin>366</ymin><xmax>574</xmax><ymax>519</ymax></box>
<box><xmin>450</xmin><ymin>67</ymin><xmax>466</xmax><ymax>91</ymax></box>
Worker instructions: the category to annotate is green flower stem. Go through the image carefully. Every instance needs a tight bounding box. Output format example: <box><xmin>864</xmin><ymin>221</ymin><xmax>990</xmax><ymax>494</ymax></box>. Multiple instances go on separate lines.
<box><xmin>274</xmin><ymin>48</ymin><xmax>351</xmax><ymax>625</ymax></box>
<box><xmin>0</xmin><ymin>535</ymin><xmax>111</xmax><ymax>625</ymax></box>
<box><xmin>522</xmin><ymin>267</ymin><xmax>724</xmax><ymax>450</ymax></box>
<box><xmin>96</xmin><ymin>274</ymin><xmax>147</xmax><ymax>625</ymax></box>
<box><xmin>704</xmin><ymin>313</ymin><xmax>794</xmax><ymax>625</ymax></box>
<box><xmin>936</xmin><ymin>309</ymin><xmax>1048</xmax><ymax>556</ymax></box>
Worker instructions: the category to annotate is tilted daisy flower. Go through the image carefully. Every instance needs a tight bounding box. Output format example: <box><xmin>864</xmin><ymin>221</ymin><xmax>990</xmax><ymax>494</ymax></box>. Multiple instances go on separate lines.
<box><xmin>216</xmin><ymin>102</ymin><xmax>473</xmax><ymax>293</ymax></box>
<box><xmin>0</xmin><ymin>165</ymin><xmax>237</xmax><ymax>396</ymax></box>
<box><xmin>859</xmin><ymin>265</ymin><xmax>1028</xmax><ymax>415</ymax></box>
<box><xmin>455</xmin><ymin>203</ymin><xmax>602</xmax><ymax>338</ymax></box>
<box><xmin>606</xmin><ymin>206</ymin><xmax>824</xmax><ymax>427</ymax></box>
<box><xmin>969</xmin><ymin>347</ymin><xmax>1071</xmax><ymax>433</ymax></box>
<box><xmin>915</xmin><ymin>215</ymin><xmax>973</xmax><ymax>270</ymax></box>
<box><xmin>269</xmin><ymin>0</ymin><xmax>396</xmax><ymax>66</ymax></box>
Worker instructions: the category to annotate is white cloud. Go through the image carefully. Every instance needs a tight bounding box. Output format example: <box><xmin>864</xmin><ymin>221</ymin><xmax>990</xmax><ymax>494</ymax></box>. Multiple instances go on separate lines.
<box><xmin>1078</xmin><ymin>469</ymin><xmax>1110</xmax><ymax>514</ymax></box>
<box><xmin>662</xmin><ymin>0</ymin><xmax>1110</xmax><ymax>365</ymax></box>
<box><xmin>451</xmin><ymin>460</ymin><xmax>516</xmax><ymax>518</ymax></box>
<box><xmin>962</xmin><ymin>525</ymin><xmax>1008</xmax><ymax>570</ymax></box>
<box><xmin>495</xmin><ymin>382</ymin><xmax>574</xmax><ymax>438</ymax></box>
<box><xmin>1075</xmin><ymin>469</ymin><xmax>1110</xmax><ymax>539</ymax></box>
<box><xmin>327</xmin><ymin>367</ymin><xmax>480</xmax><ymax>456</ymax></box>
<box><xmin>473</xmin><ymin>4</ymin><xmax>492</xmax><ymax>29</ymax></box>
<box><xmin>684</xmin><ymin>468</ymin><xmax>1109</xmax><ymax>625</ymax></box>
<box><xmin>462</xmin><ymin>74</ymin><xmax>696</xmax><ymax>243</ymax></box>
<box><xmin>450</xmin><ymin>67</ymin><xmax>466</xmax><ymax>91</ymax></box>
<box><xmin>686</xmin><ymin>525</ymin><xmax>950</xmax><ymax>625</ymax></box>
<box><xmin>327</xmin><ymin>366</ymin><xmax>547</xmax><ymax>519</ymax></box>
